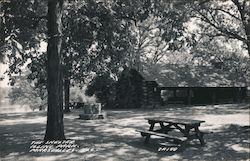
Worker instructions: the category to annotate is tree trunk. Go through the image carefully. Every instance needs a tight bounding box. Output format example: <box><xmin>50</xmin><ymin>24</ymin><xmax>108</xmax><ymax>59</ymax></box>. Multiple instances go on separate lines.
<box><xmin>0</xmin><ymin>2</ymin><xmax>5</xmax><ymax>62</ymax></box>
<box><xmin>64</xmin><ymin>78</ymin><xmax>70</xmax><ymax>112</ymax></box>
<box><xmin>246</xmin><ymin>28</ymin><xmax>250</xmax><ymax>57</ymax></box>
<box><xmin>242</xmin><ymin>12</ymin><xmax>250</xmax><ymax>57</ymax></box>
<box><xmin>44</xmin><ymin>0</ymin><xmax>65</xmax><ymax>141</ymax></box>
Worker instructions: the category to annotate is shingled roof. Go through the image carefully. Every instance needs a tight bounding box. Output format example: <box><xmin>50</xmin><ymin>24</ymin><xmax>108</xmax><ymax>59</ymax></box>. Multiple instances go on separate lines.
<box><xmin>142</xmin><ymin>64</ymin><xmax>247</xmax><ymax>87</ymax></box>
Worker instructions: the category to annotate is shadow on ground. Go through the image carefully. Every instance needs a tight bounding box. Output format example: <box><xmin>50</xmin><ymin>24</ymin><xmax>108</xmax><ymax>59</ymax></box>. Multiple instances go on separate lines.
<box><xmin>0</xmin><ymin>103</ymin><xmax>249</xmax><ymax>161</ymax></box>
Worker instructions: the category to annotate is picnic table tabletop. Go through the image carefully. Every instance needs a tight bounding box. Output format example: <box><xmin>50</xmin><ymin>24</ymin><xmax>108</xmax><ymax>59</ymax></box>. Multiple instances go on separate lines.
<box><xmin>145</xmin><ymin>117</ymin><xmax>205</xmax><ymax>126</ymax></box>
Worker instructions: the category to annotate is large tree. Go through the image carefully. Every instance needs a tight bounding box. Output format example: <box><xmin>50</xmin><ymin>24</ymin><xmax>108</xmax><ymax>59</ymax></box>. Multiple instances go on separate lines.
<box><xmin>192</xmin><ymin>0</ymin><xmax>250</xmax><ymax>56</ymax></box>
<box><xmin>2</xmin><ymin>0</ymin><xmax>132</xmax><ymax>112</ymax></box>
<box><xmin>112</xmin><ymin>0</ymin><xmax>194</xmax><ymax>72</ymax></box>
<box><xmin>190</xmin><ymin>0</ymin><xmax>250</xmax><ymax>90</ymax></box>
<box><xmin>60</xmin><ymin>0</ymin><xmax>135</xmax><ymax>111</ymax></box>
<box><xmin>44</xmin><ymin>0</ymin><xmax>65</xmax><ymax>141</ymax></box>
<box><xmin>1</xmin><ymin>0</ymin><xmax>66</xmax><ymax>141</ymax></box>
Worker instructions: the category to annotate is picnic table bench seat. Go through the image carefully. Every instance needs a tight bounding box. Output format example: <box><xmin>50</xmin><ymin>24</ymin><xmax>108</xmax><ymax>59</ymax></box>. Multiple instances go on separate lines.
<box><xmin>136</xmin><ymin>129</ymin><xmax>187</xmax><ymax>143</ymax></box>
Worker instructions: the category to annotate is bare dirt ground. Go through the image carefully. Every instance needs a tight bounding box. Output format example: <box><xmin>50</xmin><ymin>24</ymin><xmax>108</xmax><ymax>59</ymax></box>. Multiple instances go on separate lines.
<box><xmin>0</xmin><ymin>104</ymin><xmax>249</xmax><ymax>161</ymax></box>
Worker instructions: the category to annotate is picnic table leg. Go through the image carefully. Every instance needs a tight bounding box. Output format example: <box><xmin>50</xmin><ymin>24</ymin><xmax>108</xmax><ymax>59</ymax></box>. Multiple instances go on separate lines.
<box><xmin>145</xmin><ymin>122</ymin><xmax>155</xmax><ymax>144</ymax></box>
<box><xmin>184</xmin><ymin>125</ymin><xmax>191</xmax><ymax>137</ymax></box>
<box><xmin>194</xmin><ymin>126</ymin><xmax>205</xmax><ymax>145</ymax></box>
<box><xmin>159</xmin><ymin>122</ymin><xmax>174</xmax><ymax>134</ymax></box>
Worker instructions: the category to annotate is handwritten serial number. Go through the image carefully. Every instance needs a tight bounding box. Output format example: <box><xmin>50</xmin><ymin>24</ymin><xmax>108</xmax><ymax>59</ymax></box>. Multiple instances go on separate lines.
<box><xmin>158</xmin><ymin>147</ymin><xmax>178</xmax><ymax>152</ymax></box>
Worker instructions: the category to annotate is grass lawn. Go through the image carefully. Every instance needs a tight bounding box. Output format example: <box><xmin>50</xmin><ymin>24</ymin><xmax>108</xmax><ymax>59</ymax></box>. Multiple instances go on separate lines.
<box><xmin>0</xmin><ymin>104</ymin><xmax>249</xmax><ymax>161</ymax></box>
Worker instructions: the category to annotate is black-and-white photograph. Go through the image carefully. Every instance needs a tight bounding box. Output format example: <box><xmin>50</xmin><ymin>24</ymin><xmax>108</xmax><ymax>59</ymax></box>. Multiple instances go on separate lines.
<box><xmin>0</xmin><ymin>0</ymin><xmax>249</xmax><ymax>160</ymax></box>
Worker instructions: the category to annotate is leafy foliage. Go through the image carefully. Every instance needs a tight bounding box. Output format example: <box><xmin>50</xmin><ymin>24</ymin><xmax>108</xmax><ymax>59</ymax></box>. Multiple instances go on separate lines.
<box><xmin>112</xmin><ymin>0</ymin><xmax>195</xmax><ymax>71</ymax></box>
<box><xmin>7</xmin><ymin>72</ymin><xmax>47</xmax><ymax>110</ymax></box>
<box><xmin>2</xmin><ymin>0</ymin><xmax>248</xmax><ymax>112</ymax></box>
<box><xmin>62</xmin><ymin>0</ymin><xmax>134</xmax><ymax>85</ymax></box>
<box><xmin>1</xmin><ymin>0</ymin><xmax>47</xmax><ymax>86</ymax></box>
<box><xmin>116</xmin><ymin>67</ymin><xmax>144</xmax><ymax>109</ymax></box>
<box><xmin>1</xmin><ymin>0</ymin><xmax>47</xmax><ymax>49</ymax></box>
<box><xmin>191</xmin><ymin>0</ymin><xmax>250</xmax><ymax>56</ymax></box>
<box><xmin>85</xmin><ymin>73</ymin><xmax>116</xmax><ymax>108</ymax></box>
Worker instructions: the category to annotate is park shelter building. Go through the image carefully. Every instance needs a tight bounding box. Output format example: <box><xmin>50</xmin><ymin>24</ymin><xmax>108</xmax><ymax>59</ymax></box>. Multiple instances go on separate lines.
<box><xmin>140</xmin><ymin>64</ymin><xmax>248</xmax><ymax>105</ymax></box>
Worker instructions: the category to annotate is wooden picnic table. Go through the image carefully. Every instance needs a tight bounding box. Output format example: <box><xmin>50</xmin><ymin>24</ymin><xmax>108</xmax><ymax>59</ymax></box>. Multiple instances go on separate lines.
<box><xmin>137</xmin><ymin>117</ymin><xmax>206</xmax><ymax>146</ymax></box>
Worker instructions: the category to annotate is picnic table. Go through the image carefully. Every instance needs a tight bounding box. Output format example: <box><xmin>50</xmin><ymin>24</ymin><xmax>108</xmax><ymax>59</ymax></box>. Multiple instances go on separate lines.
<box><xmin>137</xmin><ymin>117</ymin><xmax>206</xmax><ymax>147</ymax></box>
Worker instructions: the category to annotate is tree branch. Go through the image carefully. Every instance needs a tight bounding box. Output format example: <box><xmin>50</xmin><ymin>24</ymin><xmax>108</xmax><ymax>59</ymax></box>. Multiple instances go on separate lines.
<box><xmin>214</xmin><ymin>8</ymin><xmax>241</xmax><ymax>21</ymax></box>
<box><xmin>116</xmin><ymin>15</ymin><xmax>137</xmax><ymax>26</ymax></box>
<box><xmin>197</xmin><ymin>10</ymin><xmax>247</xmax><ymax>43</ymax></box>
